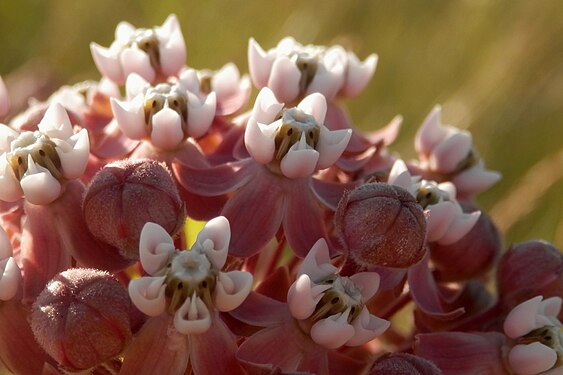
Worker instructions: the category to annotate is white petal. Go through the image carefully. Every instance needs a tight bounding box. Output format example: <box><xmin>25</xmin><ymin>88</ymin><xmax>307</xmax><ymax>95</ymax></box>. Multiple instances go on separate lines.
<box><xmin>388</xmin><ymin>159</ymin><xmax>417</xmax><ymax>196</ymax></box>
<box><xmin>340</xmin><ymin>53</ymin><xmax>378</xmax><ymax>98</ymax></box>
<box><xmin>310</xmin><ymin>310</ymin><xmax>355</xmax><ymax>349</ymax></box>
<box><xmin>150</xmin><ymin>107</ymin><xmax>184</xmax><ymax>150</ymax></box>
<box><xmin>57</xmin><ymin>129</ymin><xmax>90</xmax><ymax>179</ymax></box>
<box><xmin>244</xmin><ymin>117</ymin><xmax>276</xmax><ymax>164</ymax></box>
<box><xmin>115</xmin><ymin>21</ymin><xmax>136</xmax><ymax>41</ymax></box>
<box><xmin>178</xmin><ymin>68</ymin><xmax>201</xmax><ymax>94</ymax></box>
<box><xmin>159</xmin><ymin>14</ymin><xmax>181</xmax><ymax>36</ymax></box>
<box><xmin>186</xmin><ymin>92</ymin><xmax>216</xmax><ymax>139</ymax></box>
<box><xmin>0</xmin><ymin>257</ymin><xmax>21</xmax><ymax>301</ymax></box>
<box><xmin>539</xmin><ymin>297</ymin><xmax>562</xmax><ymax>322</ymax></box>
<box><xmin>425</xmin><ymin>201</ymin><xmax>458</xmax><ymax>243</ymax></box>
<box><xmin>38</xmin><ymin>102</ymin><xmax>73</xmax><ymax>139</ymax></box>
<box><xmin>509</xmin><ymin>343</ymin><xmax>557</xmax><ymax>375</ymax></box>
<box><xmin>346</xmin><ymin>307</ymin><xmax>389</xmax><ymax>346</ymax></box>
<box><xmin>504</xmin><ymin>296</ymin><xmax>544</xmax><ymax>339</ymax></box>
<box><xmin>415</xmin><ymin>105</ymin><xmax>450</xmax><ymax>157</ymax></box>
<box><xmin>214</xmin><ymin>271</ymin><xmax>253</xmax><ymax>312</ymax></box>
<box><xmin>0</xmin><ymin>76</ymin><xmax>9</xmax><ymax>118</ymax></box>
<box><xmin>125</xmin><ymin>73</ymin><xmax>150</xmax><ymax>99</ymax></box>
<box><xmin>120</xmin><ymin>47</ymin><xmax>156</xmax><ymax>83</ymax></box>
<box><xmin>297</xmin><ymin>238</ymin><xmax>337</xmax><ymax>281</ymax></box>
<box><xmin>248</xmin><ymin>38</ymin><xmax>274</xmax><ymax>88</ymax></box>
<box><xmin>268</xmin><ymin>55</ymin><xmax>301</xmax><ymax>103</ymax></box>
<box><xmin>297</xmin><ymin>93</ymin><xmax>327</xmax><ymax>125</ymax></box>
<box><xmin>252</xmin><ymin>87</ymin><xmax>284</xmax><ymax>125</ymax></box>
<box><xmin>158</xmin><ymin>15</ymin><xmax>186</xmax><ymax>76</ymax></box>
<box><xmin>287</xmin><ymin>274</ymin><xmax>330</xmax><ymax>320</ymax></box>
<box><xmin>139</xmin><ymin>222</ymin><xmax>176</xmax><ymax>275</ymax></box>
<box><xmin>174</xmin><ymin>296</ymin><xmax>212</xmax><ymax>335</ymax></box>
<box><xmin>349</xmin><ymin>272</ymin><xmax>380</xmax><ymax>302</ymax></box>
<box><xmin>20</xmin><ymin>157</ymin><xmax>61</xmax><ymax>205</ymax></box>
<box><xmin>429</xmin><ymin>131</ymin><xmax>472</xmax><ymax>173</ymax></box>
<box><xmin>195</xmin><ymin>216</ymin><xmax>230</xmax><ymax>269</ymax></box>
<box><xmin>437</xmin><ymin>209</ymin><xmax>481</xmax><ymax>245</ymax></box>
<box><xmin>211</xmin><ymin>63</ymin><xmax>241</xmax><ymax>98</ymax></box>
<box><xmin>111</xmin><ymin>95</ymin><xmax>147</xmax><ymax>140</ymax></box>
<box><xmin>306</xmin><ymin>62</ymin><xmax>345</xmax><ymax>101</ymax></box>
<box><xmin>128</xmin><ymin>276</ymin><xmax>166</xmax><ymax>316</ymax></box>
<box><xmin>0</xmin><ymin>156</ymin><xmax>23</xmax><ymax>202</ymax></box>
<box><xmin>316</xmin><ymin>127</ymin><xmax>351</xmax><ymax>170</ymax></box>
<box><xmin>451</xmin><ymin>163</ymin><xmax>502</xmax><ymax>196</ymax></box>
<box><xmin>90</xmin><ymin>42</ymin><xmax>124</xmax><ymax>84</ymax></box>
<box><xmin>280</xmin><ymin>134</ymin><xmax>319</xmax><ymax>178</ymax></box>
<box><xmin>0</xmin><ymin>124</ymin><xmax>18</xmax><ymax>152</ymax></box>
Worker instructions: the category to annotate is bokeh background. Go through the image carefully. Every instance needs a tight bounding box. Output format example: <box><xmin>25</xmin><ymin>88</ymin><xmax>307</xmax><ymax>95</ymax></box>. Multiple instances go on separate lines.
<box><xmin>1</xmin><ymin>0</ymin><xmax>562</xmax><ymax>248</ymax></box>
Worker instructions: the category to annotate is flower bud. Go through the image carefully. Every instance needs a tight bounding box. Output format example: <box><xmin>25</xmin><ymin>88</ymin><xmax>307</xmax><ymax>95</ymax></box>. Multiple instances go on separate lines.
<box><xmin>335</xmin><ymin>182</ymin><xmax>427</xmax><ymax>269</ymax></box>
<box><xmin>369</xmin><ymin>353</ymin><xmax>442</xmax><ymax>375</ymax></box>
<box><xmin>31</xmin><ymin>268</ymin><xmax>132</xmax><ymax>372</ymax></box>
<box><xmin>83</xmin><ymin>159</ymin><xmax>186</xmax><ymax>260</ymax></box>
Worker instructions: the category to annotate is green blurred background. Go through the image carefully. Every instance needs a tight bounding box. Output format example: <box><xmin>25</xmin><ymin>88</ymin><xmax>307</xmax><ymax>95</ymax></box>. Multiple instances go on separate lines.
<box><xmin>1</xmin><ymin>0</ymin><xmax>562</xmax><ymax>248</ymax></box>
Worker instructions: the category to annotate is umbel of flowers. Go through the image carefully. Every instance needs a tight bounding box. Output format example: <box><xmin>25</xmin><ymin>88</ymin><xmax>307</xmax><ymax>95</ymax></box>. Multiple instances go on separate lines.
<box><xmin>0</xmin><ymin>13</ymin><xmax>560</xmax><ymax>375</ymax></box>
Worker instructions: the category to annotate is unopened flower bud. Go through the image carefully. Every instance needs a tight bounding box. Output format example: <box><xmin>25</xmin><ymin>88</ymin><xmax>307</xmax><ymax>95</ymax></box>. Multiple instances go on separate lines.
<box><xmin>335</xmin><ymin>182</ymin><xmax>427</xmax><ymax>269</ymax></box>
<box><xmin>83</xmin><ymin>159</ymin><xmax>186</xmax><ymax>260</ymax></box>
<box><xmin>31</xmin><ymin>268</ymin><xmax>132</xmax><ymax>372</ymax></box>
<box><xmin>369</xmin><ymin>353</ymin><xmax>442</xmax><ymax>375</ymax></box>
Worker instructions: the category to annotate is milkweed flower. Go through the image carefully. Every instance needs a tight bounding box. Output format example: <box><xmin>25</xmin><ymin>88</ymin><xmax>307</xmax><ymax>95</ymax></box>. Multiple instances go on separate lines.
<box><xmin>0</xmin><ymin>102</ymin><xmax>89</xmax><ymax>205</ymax></box>
<box><xmin>248</xmin><ymin>37</ymin><xmax>377</xmax><ymax>103</ymax></box>
<box><xmin>90</xmin><ymin>14</ymin><xmax>186</xmax><ymax>85</ymax></box>
<box><xmin>124</xmin><ymin>217</ymin><xmax>252</xmax><ymax>374</ymax></box>
<box><xmin>0</xmin><ymin>76</ymin><xmax>9</xmax><ymax>119</ymax></box>
<box><xmin>504</xmin><ymin>296</ymin><xmax>563</xmax><ymax>375</ymax></box>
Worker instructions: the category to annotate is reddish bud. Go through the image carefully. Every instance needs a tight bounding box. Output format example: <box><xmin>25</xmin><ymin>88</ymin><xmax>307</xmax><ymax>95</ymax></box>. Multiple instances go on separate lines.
<box><xmin>335</xmin><ymin>182</ymin><xmax>427</xmax><ymax>269</ymax></box>
<box><xmin>83</xmin><ymin>159</ymin><xmax>186</xmax><ymax>259</ymax></box>
<box><xmin>31</xmin><ymin>268</ymin><xmax>132</xmax><ymax>372</ymax></box>
<box><xmin>369</xmin><ymin>353</ymin><xmax>442</xmax><ymax>375</ymax></box>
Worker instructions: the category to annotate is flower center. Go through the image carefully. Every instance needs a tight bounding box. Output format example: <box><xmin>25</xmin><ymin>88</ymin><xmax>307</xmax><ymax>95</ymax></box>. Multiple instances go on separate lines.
<box><xmin>143</xmin><ymin>83</ymin><xmax>188</xmax><ymax>136</ymax></box>
<box><xmin>273</xmin><ymin>108</ymin><xmax>320</xmax><ymax>162</ymax></box>
<box><xmin>162</xmin><ymin>249</ymin><xmax>218</xmax><ymax>314</ymax></box>
<box><xmin>8</xmin><ymin>131</ymin><xmax>62</xmax><ymax>181</ymax></box>
<box><xmin>310</xmin><ymin>276</ymin><xmax>363</xmax><ymax>324</ymax></box>
<box><xmin>416</xmin><ymin>180</ymin><xmax>449</xmax><ymax>209</ymax></box>
<box><xmin>289</xmin><ymin>52</ymin><xmax>319</xmax><ymax>97</ymax></box>
<box><xmin>518</xmin><ymin>326</ymin><xmax>563</xmax><ymax>367</ymax></box>
<box><xmin>454</xmin><ymin>147</ymin><xmax>480</xmax><ymax>174</ymax></box>
<box><xmin>126</xmin><ymin>28</ymin><xmax>161</xmax><ymax>73</ymax></box>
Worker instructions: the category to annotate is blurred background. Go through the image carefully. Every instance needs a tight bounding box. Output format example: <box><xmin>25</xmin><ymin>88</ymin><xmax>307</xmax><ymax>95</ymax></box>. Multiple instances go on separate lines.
<box><xmin>0</xmin><ymin>0</ymin><xmax>561</xmax><ymax>248</ymax></box>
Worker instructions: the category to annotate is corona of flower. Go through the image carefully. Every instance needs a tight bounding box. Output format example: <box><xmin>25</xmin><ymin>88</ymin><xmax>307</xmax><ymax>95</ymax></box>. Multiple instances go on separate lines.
<box><xmin>90</xmin><ymin>14</ymin><xmax>186</xmax><ymax>85</ymax></box>
<box><xmin>0</xmin><ymin>102</ymin><xmax>89</xmax><ymax>205</ymax></box>
<box><xmin>0</xmin><ymin>226</ymin><xmax>21</xmax><ymax>302</ymax></box>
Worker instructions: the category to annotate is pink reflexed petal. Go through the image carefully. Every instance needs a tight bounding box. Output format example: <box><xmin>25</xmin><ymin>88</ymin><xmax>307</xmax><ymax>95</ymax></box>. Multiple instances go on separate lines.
<box><xmin>20</xmin><ymin>158</ymin><xmax>61</xmax><ymax>205</ymax></box>
<box><xmin>244</xmin><ymin>116</ymin><xmax>276</xmax><ymax>164</ymax></box>
<box><xmin>229</xmin><ymin>291</ymin><xmax>288</xmax><ymax>327</ymax></box>
<box><xmin>187</xmin><ymin>92</ymin><xmax>216</xmax><ymax>139</ymax></box>
<box><xmin>56</xmin><ymin>128</ymin><xmax>90</xmax><ymax>179</ymax></box>
<box><xmin>281</xmin><ymin>135</ymin><xmax>319</xmax><ymax>179</ymax></box>
<box><xmin>346</xmin><ymin>307</ymin><xmax>389</xmax><ymax>346</ymax></box>
<box><xmin>37</xmin><ymin>102</ymin><xmax>73</xmax><ymax>139</ymax></box>
<box><xmin>366</xmin><ymin>114</ymin><xmax>403</xmax><ymax>145</ymax></box>
<box><xmin>120</xmin><ymin>314</ymin><xmax>190</xmax><ymax>375</ymax></box>
<box><xmin>149</xmin><ymin>107</ymin><xmax>184</xmax><ymax>150</ymax></box>
<box><xmin>248</xmin><ymin>38</ymin><xmax>274</xmax><ymax>88</ymax></box>
<box><xmin>90</xmin><ymin>42</ymin><xmax>124</xmax><ymax>84</ymax></box>
<box><xmin>310</xmin><ymin>311</ymin><xmax>355</xmax><ymax>349</ymax></box>
<box><xmin>91</xmin><ymin>119</ymin><xmax>140</xmax><ymax>159</ymax></box>
<box><xmin>125</xmin><ymin>73</ymin><xmax>150</xmax><ymax>99</ymax></box>
<box><xmin>197</xmin><ymin>216</ymin><xmax>230</xmax><ymax>268</ymax></box>
<box><xmin>316</xmin><ymin>127</ymin><xmax>352</xmax><ymax>170</ymax></box>
<box><xmin>287</xmin><ymin>274</ymin><xmax>330</xmax><ymax>320</ymax></box>
<box><xmin>438</xmin><ymin>210</ymin><xmax>481</xmax><ymax>245</ymax></box>
<box><xmin>426</xmin><ymin>201</ymin><xmax>458</xmax><ymax>243</ymax></box>
<box><xmin>504</xmin><ymin>296</ymin><xmax>544</xmax><ymax>339</ymax></box>
<box><xmin>139</xmin><ymin>222</ymin><xmax>175</xmax><ymax>275</ymax></box>
<box><xmin>0</xmin><ymin>257</ymin><xmax>21</xmax><ymax>301</ymax></box>
<box><xmin>0</xmin><ymin>76</ymin><xmax>9</xmax><ymax>117</ymax></box>
<box><xmin>268</xmin><ymin>55</ymin><xmax>301</xmax><ymax>103</ymax></box>
<box><xmin>174</xmin><ymin>296</ymin><xmax>212</xmax><ymax>335</ymax></box>
<box><xmin>310</xmin><ymin>177</ymin><xmax>359</xmax><ymax>211</ymax></box>
<box><xmin>298</xmin><ymin>238</ymin><xmax>337</xmax><ymax>281</ymax></box>
<box><xmin>414</xmin><ymin>105</ymin><xmax>450</xmax><ymax>157</ymax></box>
<box><xmin>340</xmin><ymin>53</ymin><xmax>378</xmax><ymax>98</ymax></box>
<box><xmin>120</xmin><ymin>47</ymin><xmax>156</xmax><ymax>83</ymax></box>
<box><xmin>283</xmin><ymin>181</ymin><xmax>328</xmax><ymax>258</ymax></box>
<box><xmin>252</xmin><ymin>87</ymin><xmax>284</xmax><ymax>125</ymax></box>
<box><xmin>0</xmin><ymin>226</ymin><xmax>11</xmax><ymax>259</ymax></box>
<box><xmin>349</xmin><ymin>272</ymin><xmax>380</xmax><ymax>302</ymax></box>
<box><xmin>388</xmin><ymin>159</ymin><xmax>417</xmax><ymax>196</ymax></box>
<box><xmin>214</xmin><ymin>271</ymin><xmax>253</xmax><ymax>312</ymax></box>
<box><xmin>189</xmin><ymin>312</ymin><xmax>245</xmax><ymax>375</ymax></box>
<box><xmin>429</xmin><ymin>131</ymin><xmax>472</xmax><ymax>173</ymax></box>
<box><xmin>0</xmin><ymin>124</ymin><xmax>18</xmax><ymax>152</ymax></box>
<box><xmin>0</xmin><ymin>157</ymin><xmax>23</xmax><ymax>202</ymax></box>
<box><xmin>297</xmin><ymin>92</ymin><xmax>327</xmax><ymax>125</ymax></box>
<box><xmin>115</xmin><ymin>21</ymin><xmax>135</xmax><ymax>40</ymax></box>
<box><xmin>452</xmin><ymin>164</ymin><xmax>502</xmax><ymax>197</ymax></box>
<box><xmin>110</xmin><ymin>95</ymin><xmax>146</xmax><ymax>140</ymax></box>
<box><xmin>158</xmin><ymin>17</ymin><xmax>186</xmax><ymax>77</ymax></box>
<box><xmin>128</xmin><ymin>276</ymin><xmax>166</xmax><ymax>316</ymax></box>
<box><xmin>509</xmin><ymin>343</ymin><xmax>557</xmax><ymax>375</ymax></box>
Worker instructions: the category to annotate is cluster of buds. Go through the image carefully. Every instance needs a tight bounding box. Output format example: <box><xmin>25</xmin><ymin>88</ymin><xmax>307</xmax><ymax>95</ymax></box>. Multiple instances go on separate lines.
<box><xmin>0</xmin><ymin>13</ymin><xmax>560</xmax><ymax>375</ymax></box>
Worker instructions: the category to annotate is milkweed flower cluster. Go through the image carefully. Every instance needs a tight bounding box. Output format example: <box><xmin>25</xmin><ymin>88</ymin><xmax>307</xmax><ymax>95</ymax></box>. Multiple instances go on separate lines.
<box><xmin>0</xmin><ymin>13</ymin><xmax>560</xmax><ymax>375</ymax></box>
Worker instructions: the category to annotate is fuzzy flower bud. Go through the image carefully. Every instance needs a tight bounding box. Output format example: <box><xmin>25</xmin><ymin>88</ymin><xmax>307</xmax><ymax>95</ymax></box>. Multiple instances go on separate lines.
<box><xmin>31</xmin><ymin>268</ymin><xmax>132</xmax><ymax>372</ymax></box>
<box><xmin>83</xmin><ymin>158</ymin><xmax>186</xmax><ymax>260</ymax></box>
<box><xmin>335</xmin><ymin>182</ymin><xmax>427</xmax><ymax>269</ymax></box>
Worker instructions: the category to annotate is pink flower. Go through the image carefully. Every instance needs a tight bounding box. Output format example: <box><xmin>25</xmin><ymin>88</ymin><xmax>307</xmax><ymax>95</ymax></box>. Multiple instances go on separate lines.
<box><xmin>90</xmin><ymin>14</ymin><xmax>186</xmax><ymax>85</ymax></box>
<box><xmin>388</xmin><ymin>159</ymin><xmax>481</xmax><ymax>245</ymax></box>
<box><xmin>249</xmin><ymin>37</ymin><xmax>377</xmax><ymax>103</ymax></box>
<box><xmin>504</xmin><ymin>296</ymin><xmax>563</xmax><ymax>375</ymax></box>
<box><xmin>414</xmin><ymin>105</ymin><xmax>501</xmax><ymax>197</ymax></box>
<box><xmin>0</xmin><ymin>102</ymin><xmax>89</xmax><ymax>205</ymax></box>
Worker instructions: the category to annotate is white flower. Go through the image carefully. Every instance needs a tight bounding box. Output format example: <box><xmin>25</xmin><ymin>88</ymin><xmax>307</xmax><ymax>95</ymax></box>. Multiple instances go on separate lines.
<box><xmin>248</xmin><ymin>37</ymin><xmax>377</xmax><ymax>103</ymax></box>
<box><xmin>0</xmin><ymin>103</ymin><xmax>89</xmax><ymax>205</ymax></box>
<box><xmin>504</xmin><ymin>296</ymin><xmax>563</xmax><ymax>375</ymax></box>
<box><xmin>244</xmin><ymin>87</ymin><xmax>351</xmax><ymax>179</ymax></box>
<box><xmin>128</xmin><ymin>217</ymin><xmax>253</xmax><ymax>335</ymax></box>
<box><xmin>0</xmin><ymin>226</ymin><xmax>21</xmax><ymax>301</ymax></box>
<box><xmin>90</xmin><ymin>14</ymin><xmax>186</xmax><ymax>85</ymax></box>
<box><xmin>286</xmin><ymin>239</ymin><xmax>389</xmax><ymax>349</ymax></box>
